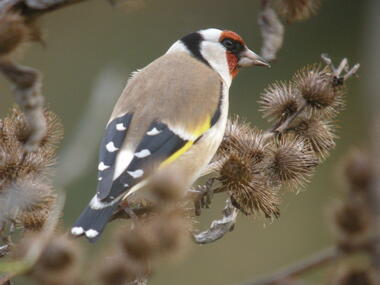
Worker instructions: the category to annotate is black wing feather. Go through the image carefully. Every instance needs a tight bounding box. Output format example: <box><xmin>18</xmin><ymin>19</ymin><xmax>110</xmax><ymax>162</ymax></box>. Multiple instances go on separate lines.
<box><xmin>101</xmin><ymin>121</ymin><xmax>187</xmax><ymax>202</ymax></box>
<box><xmin>96</xmin><ymin>113</ymin><xmax>133</xmax><ymax>198</ymax></box>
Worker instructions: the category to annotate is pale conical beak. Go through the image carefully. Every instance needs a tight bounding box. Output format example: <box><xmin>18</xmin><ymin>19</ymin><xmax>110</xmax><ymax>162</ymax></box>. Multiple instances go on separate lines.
<box><xmin>238</xmin><ymin>48</ymin><xmax>271</xmax><ymax>68</ymax></box>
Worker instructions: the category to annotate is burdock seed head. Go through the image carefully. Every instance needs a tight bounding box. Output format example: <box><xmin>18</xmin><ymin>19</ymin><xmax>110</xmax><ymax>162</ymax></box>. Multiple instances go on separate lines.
<box><xmin>119</xmin><ymin>208</ymin><xmax>190</xmax><ymax>261</ymax></box>
<box><xmin>343</xmin><ymin>149</ymin><xmax>373</xmax><ymax>192</ymax></box>
<box><xmin>219</xmin><ymin>155</ymin><xmax>280</xmax><ymax>219</ymax></box>
<box><xmin>331</xmin><ymin>199</ymin><xmax>371</xmax><ymax>242</ymax></box>
<box><xmin>259</xmin><ymin>81</ymin><xmax>299</xmax><ymax>123</ymax></box>
<box><xmin>14</xmin><ymin>234</ymin><xmax>81</xmax><ymax>285</ymax></box>
<box><xmin>15</xmin><ymin>177</ymin><xmax>56</xmax><ymax>231</ymax></box>
<box><xmin>333</xmin><ymin>267</ymin><xmax>376</xmax><ymax>285</ymax></box>
<box><xmin>267</xmin><ymin>135</ymin><xmax>319</xmax><ymax>189</ymax></box>
<box><xmin>218</xmin><ymin>116</ymin><xmax>267</xmax><ymax>164</ymax></box>
<box><xmin>276</xmin><ymin>0</ymin><xmax>321</xmax><ymax>23</ymax></box>
<box><xmin>289</xmin><ymin>116</ymin><xmax>337</xmax><ymax>160</ymax></box>
<box><xmin>216</xmin><ymin>117</ymin><xmax>279</xmax><ymax>218</ymax></box>
<box><xmin>293</xmin><ymin>65</ymin><xmax>345</xmax><ymax>118</ymax></box>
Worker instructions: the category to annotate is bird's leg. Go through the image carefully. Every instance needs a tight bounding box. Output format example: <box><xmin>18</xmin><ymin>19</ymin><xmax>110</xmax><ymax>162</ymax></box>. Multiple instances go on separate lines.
<box><xmin>192</xmin><ymin>178</ymin><xmax>216</xmax><ymax>216</ymax></box>
<box><xmin>124</xmin><ymin>207</ymin><xmax>138</xmax><ymax>225</ymax></box>
<box><xmin>119</xmin><ymin>199</ymin><xmax>139</xmax><ymax>225</ymax></box>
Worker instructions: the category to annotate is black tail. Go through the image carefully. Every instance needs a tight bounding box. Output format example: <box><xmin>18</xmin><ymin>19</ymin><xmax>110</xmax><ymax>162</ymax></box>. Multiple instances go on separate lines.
<box><xmin>71</xmin><ymin>202</ymin><xmax>118</xmax><ymax>242</ymax></box>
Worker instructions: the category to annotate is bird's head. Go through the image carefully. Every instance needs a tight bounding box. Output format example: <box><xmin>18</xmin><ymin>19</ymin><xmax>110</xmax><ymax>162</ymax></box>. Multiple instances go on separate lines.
<box><xmin>167</xmin><ymin>28</ymin><xmax>270</xmax><ymax>86</ymax></box>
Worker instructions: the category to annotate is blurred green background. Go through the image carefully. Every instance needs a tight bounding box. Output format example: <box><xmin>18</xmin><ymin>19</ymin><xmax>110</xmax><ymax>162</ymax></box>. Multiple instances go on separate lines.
<box><xmin>0</xmin><ymin>0</ymin><xmax>375</xmax><ymax>284</ymax></box>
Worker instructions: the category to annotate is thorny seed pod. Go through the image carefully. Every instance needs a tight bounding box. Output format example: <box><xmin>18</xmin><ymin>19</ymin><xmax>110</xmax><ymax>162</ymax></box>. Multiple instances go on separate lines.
<box><xmin>276</xmin><ymin>0</ymin><xmax>321</xmax><ymax>23</ymax></box>
<box><xmin>218</xmin><ymin>117</ymin><xmax>267</xmax><ymax>164</ymax></box>
<box><xmin>15</xmin><ymin>178</ymin><xmax>56</xmax><ymax>230</ymax></box>
<box><xmin>333</xmin><ymin>267</ymin><xmax>376</xmax><ymax>285</ymax></box>
<box><xmin>332</xmin><ymin>199</ymin><xmax>371</xmax><ymax>241</ymax></box>
<box><xmin>149</xmin><ymin>171</ymin><xmax>185</xmax><ymax>203</ymax></box>
<box><xmin>288</xmin><ymin>116</ymin><xmax>336</xmax><ymax>160</ymax></box>
<box><xmin>344</xmin><ymin>149</ymin><xmax>373</xmax><ymax>192</ymax></box>
<box><xmin>153</xmin><ymin>209</ymin><xmax>191</xmax><ymax>257</ymax></box>
<box><xmin>293</xmin><ymin>65</ymin><xmax>345</xmax><ymax>118</ymax></box>
<box><xmin>119</xmin><ymin>209</ymin><xmax>190</xmax><ymax>261</ymax></box>
<box><xmin>216</xmin><ymin>118</ymin><xmax>280</xmax><ymax>218</ymax></box>
<box><xmin>259</xmin><ymin>81</ymin><xmax>299</xmax><ymax>123</ymax></box>
<box><xmin>13</xmin><ymin>234</ymin><xmax>81</xmax><ymax>285</ymax></box>
<box><xmin>0</xmin><ymin>107</ymin><xmax>62</xmax><ymax>227</ymax></box>
<box><xmin>267</xmin><ymin>135</ymin><xmax>319</xmax><ymax>188</ymax></box>
<box><xmin>119</xmin><ymin>222</ymin><xmax>160</xmax><ymax>261</ymax></box>
<box><xmin>37</xmin><ymin>236</ymin><xmax>80</xmax><ymax>272</ymax></box>
<box><xmin>98</xmin><ymin>254</ymin><xmax>146</xmax><ymax>285</ymax></box>
<box><xmin>219</xmin><ymin>154</ymin><xmax>280</xmax><ymax>218</ymax></box>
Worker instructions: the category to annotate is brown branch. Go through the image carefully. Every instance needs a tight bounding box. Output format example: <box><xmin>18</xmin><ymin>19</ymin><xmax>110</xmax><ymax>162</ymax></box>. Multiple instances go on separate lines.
<box><xmin>0</xmin><ymin>59</ymin><xmax>45</xmax><ymax>152</ymax></box>
<box><xmin>0</xmin><ymin>0</ymin><xmax>94</xmax><ymax>152</ymax></box>
<box><xmin>258</xmin><ymin>0</ymin><xmax>284</xmax><ymax>62</ymax></box>
<box><xmin>243</xmin><ymin>246</ymin><xmax>342</xmax><ymax>285</ymax></box>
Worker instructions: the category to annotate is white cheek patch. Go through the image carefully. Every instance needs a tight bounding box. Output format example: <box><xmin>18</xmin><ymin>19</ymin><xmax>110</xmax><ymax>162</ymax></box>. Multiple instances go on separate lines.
<box><xmin>200</xmin><ymin>42</ymin><xmax>232</xmax><ymax>87</ymax></box>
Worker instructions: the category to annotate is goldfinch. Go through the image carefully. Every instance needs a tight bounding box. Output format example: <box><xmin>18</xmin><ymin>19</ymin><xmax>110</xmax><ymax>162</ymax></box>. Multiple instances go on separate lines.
<box><xmin>71</xmin><ymin>28</ymin><xmax>269</xmax><ymax>241</ymax></box>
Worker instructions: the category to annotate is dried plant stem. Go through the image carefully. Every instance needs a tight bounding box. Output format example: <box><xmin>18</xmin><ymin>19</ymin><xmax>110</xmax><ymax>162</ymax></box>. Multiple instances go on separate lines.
<box><xmin>266</xmin><ymin>102</ymin><xmax>307</xmax><ymax>137</ymax></box>
<box><xmin>0</xmin><ymin>60</ymin><xmax>45</xmax><ymax>152</ymax></box>
<box><xmin>258</xmin><ymin>0</ymin><xmax>284</xmax><ymax>62</ymax></box>
<box><xmin>192</xmin><ymin>198</ymin><xmax>238</xmax><ymax>244</ymax></box>
<box><xmin>244</xmin><ymin>246</ymin><xmax>342</xmax><ymax>285</ymax></box>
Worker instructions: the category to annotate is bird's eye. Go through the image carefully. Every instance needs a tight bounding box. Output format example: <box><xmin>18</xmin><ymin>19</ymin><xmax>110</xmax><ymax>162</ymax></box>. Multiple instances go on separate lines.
<box><xmin>222</xmin><ymin>38</ymin><xmax>235</xmax><ymax>50</ymax></box>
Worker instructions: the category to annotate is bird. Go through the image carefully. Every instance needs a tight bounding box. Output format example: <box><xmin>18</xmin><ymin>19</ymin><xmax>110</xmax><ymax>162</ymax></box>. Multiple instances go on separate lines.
<box><xmin>71</xmin><ymin>28</ymin><xmax>270</xmax><ymax>242</ymax></box>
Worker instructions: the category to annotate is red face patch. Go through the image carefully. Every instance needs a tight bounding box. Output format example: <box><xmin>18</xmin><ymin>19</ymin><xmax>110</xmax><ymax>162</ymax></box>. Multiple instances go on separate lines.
<box><xmin>220</xmin><ymin>30</ymin><xmax>245</xmax><ymax>45</ymax></box>
<box><xmin>220</xmin><ymin>30</ymin><xmax>245</xmax><ymax>78</ymax></box>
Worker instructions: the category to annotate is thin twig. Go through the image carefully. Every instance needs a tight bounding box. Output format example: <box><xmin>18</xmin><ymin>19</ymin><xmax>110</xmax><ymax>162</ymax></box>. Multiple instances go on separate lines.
<box><xmin>242</xmin><ymin>247</ymin><xmax>342</xmax><ymax>285</ymax></box>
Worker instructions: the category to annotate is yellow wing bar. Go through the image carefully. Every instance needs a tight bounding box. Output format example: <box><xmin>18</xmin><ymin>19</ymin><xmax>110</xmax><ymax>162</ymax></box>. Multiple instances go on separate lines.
<box><xmin>160</xmin><ymin>117</ymin><xmax>211</xmax><ymax>167</ymax></box>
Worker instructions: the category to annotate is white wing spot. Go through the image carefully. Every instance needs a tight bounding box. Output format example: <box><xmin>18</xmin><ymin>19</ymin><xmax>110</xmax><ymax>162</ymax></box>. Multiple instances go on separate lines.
<box><xmin>85</xmin><ymin>229</ymin><xmax>99</xmax><ymax>239</ymax></box>
<box><xmin>116</xmin><ymin>123</ymin><xmax>126</xmax><ymax>131</ymax></box>
<box><xmin>98</xmin><ymin>162</ymin><xmax>109</xmax><ymax>171</ymax></box>
<box><xmin>98</xmin><ymin>177</ymin><xmax>102</xmax><ymax>181</ymax></box>
<box><xmin>106</xmin><ymin>141</ymin><xmax>119</xmax><ymax>152</ymax></box>
<box><xmin>135</xmin><ymin>149</ymin><xmax>151</xmax><ymax>158</ymax></box>
<box><xmin>71</xmin><ymin>227</ymin><xmax>84</xmax><ymax>236</ymax></box>
<box><xmin>90</xmin><ymin>195</ymin><xmax>107</xmax><ymax>210</ymax></box>
<box><xmin>147</xmin><ymin>127</ymin><xmax>161</xmax><ymax>136</ymax></box>
<box><xmin>127</xmin><ymin>169</ymin><xmax>144</xmax><ymax>178</ymax></box>
<box><xmin>124</xmin><ymin>183</ymin><xmax>129</xmax><ymax>187</ymax></box>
